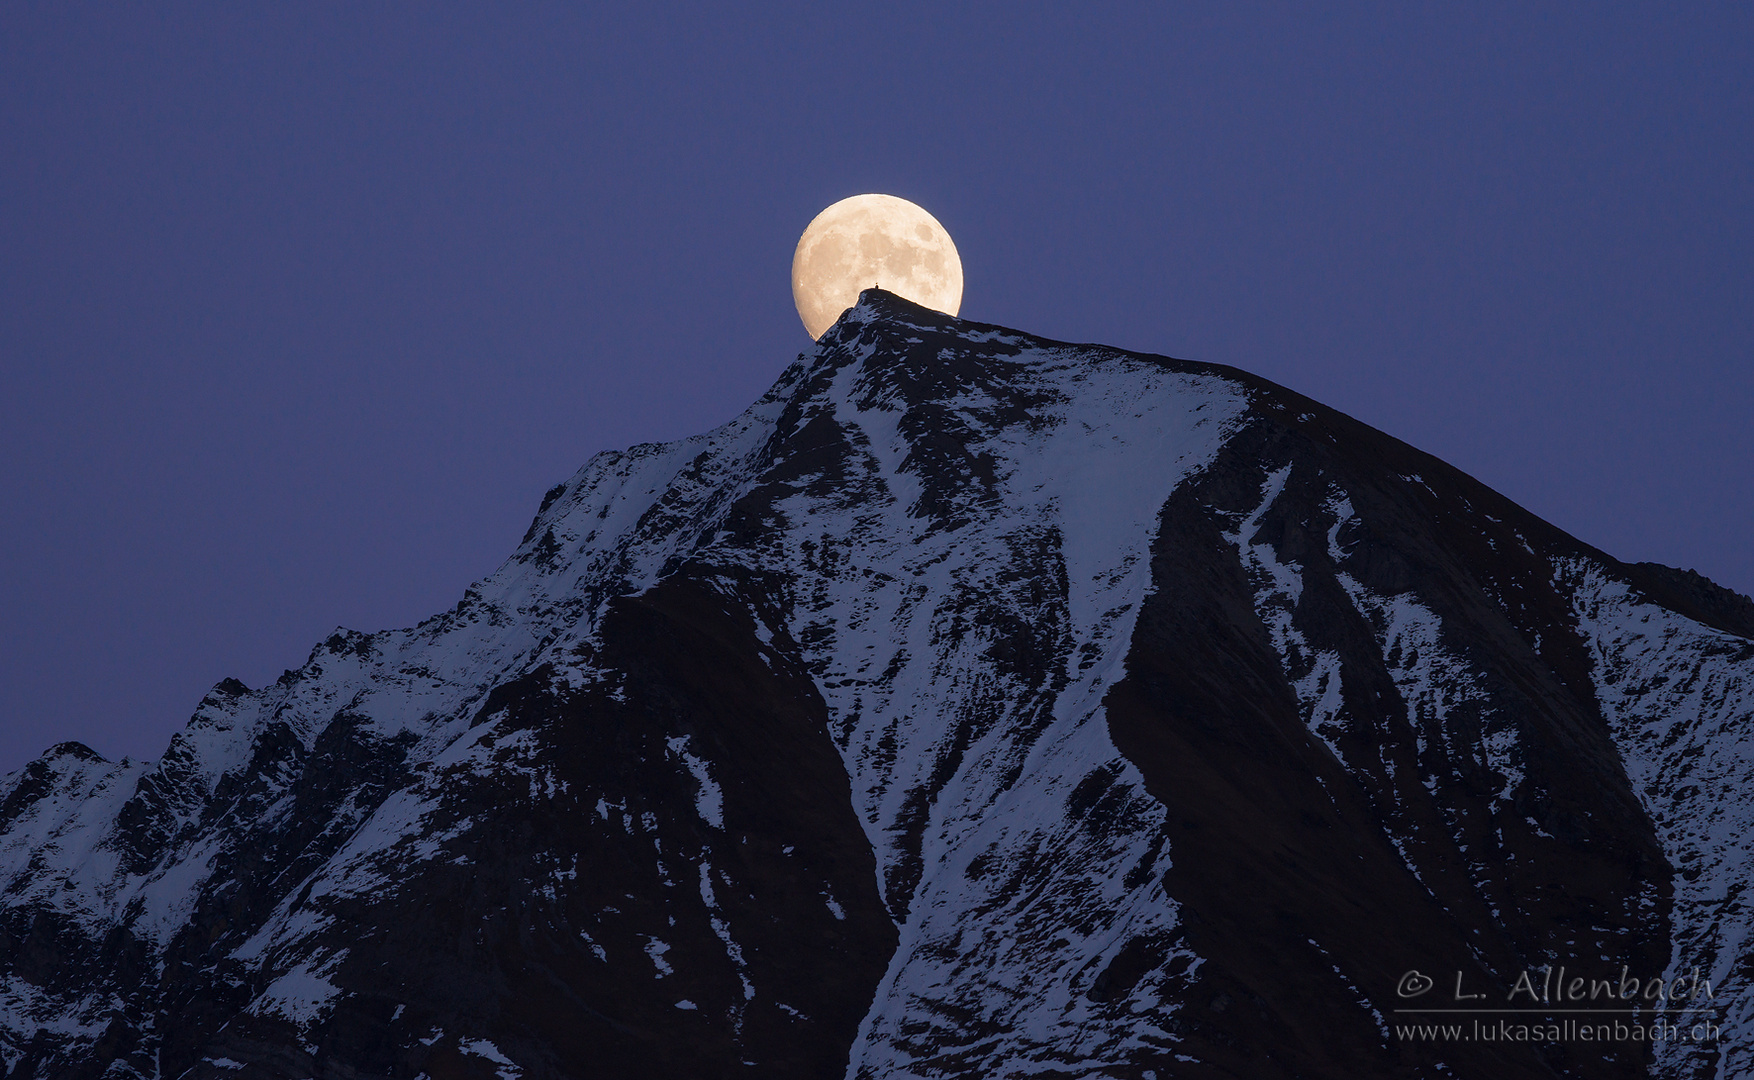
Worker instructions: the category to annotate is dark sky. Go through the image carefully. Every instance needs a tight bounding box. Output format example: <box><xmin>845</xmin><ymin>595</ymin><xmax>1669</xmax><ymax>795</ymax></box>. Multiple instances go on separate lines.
<box><xmin>3</xmin><ymin>3</ymin><xmax>1750</xmax><ymax>773</ymax></box>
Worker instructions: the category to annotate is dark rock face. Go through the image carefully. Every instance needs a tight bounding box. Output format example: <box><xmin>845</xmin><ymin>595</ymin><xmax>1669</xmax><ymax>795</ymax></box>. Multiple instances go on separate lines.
<box><xmin>1</xmin><ymin>292</ymin><xmax>1749</xmax><ymax>1079</ymax></box>
<box><xmin>1109</xmin><ymin>398</ymin><xmax>1672</xmax><ymax>1078</ymax></box>
<box><xmin>163</xmin><ymin>576</ymin><xmax>894</xmax><ymax>1080</ymax></box>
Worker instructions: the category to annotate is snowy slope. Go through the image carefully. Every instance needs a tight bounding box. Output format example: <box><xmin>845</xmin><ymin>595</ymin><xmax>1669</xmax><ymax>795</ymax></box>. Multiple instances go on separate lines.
<box><xmin>696</xmin><ymin>308</ymin><xmax>1250</xmax><ymax>1073</ymax></box>
<box><xmin>1564</xmin><ymin>560</ymin><xmax>1754</xmax><ymax>1080</ymax></box>
<box><xmin>0</xmin><ymin>291</ymin><xmax>1749</xmax><ymax>1080</ymax></box>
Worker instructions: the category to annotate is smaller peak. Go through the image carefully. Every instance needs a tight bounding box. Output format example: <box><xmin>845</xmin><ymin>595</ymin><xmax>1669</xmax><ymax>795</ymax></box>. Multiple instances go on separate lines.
<box><xmin>44</xmin><ymin>741</ymin><xmax>107</xmax><ymax>764</ymax></box>
<box><xmin>1628</xmin><ymin>562</ymin><xmax>1754</xmax><ymax>640</ymax></box>
<box><xmin>319</xmin><ymin>628</ymin><xmax>372</xmax><ymax>655</ymax></box>
<box><xmin>196</xmin><ymin>678</ymin><xmax>252</xmax><ymax>711</ymax></box>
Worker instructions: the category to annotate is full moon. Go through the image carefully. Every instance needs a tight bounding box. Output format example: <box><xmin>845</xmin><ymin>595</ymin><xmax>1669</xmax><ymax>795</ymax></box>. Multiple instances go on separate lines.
<box><xmin>791</xmin><ymin>194</ymin><xmax>963</xmax><ymax>340</ymax></box>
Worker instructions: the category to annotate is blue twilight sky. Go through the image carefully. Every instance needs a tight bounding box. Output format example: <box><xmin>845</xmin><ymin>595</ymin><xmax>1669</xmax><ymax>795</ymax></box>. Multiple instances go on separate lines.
<box><xmin>2</xmin><ymin>4</ymin><xmax>1750</xmax><ymax>773</ymax></box>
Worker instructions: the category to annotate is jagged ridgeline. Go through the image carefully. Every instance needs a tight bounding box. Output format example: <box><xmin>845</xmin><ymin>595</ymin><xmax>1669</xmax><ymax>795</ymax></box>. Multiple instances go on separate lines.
<box><xmin>2</xmin><ymin>292</ymin><xmax>1751</xmax><ymax>1080</ymax></box>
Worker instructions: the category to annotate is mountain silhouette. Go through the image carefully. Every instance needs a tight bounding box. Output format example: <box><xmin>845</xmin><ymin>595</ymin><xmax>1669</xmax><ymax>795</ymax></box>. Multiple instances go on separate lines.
<box><xmin>2</xmin><ymin>291</ymin><xmax>1749</xmax><ymax>1079</ymax></box>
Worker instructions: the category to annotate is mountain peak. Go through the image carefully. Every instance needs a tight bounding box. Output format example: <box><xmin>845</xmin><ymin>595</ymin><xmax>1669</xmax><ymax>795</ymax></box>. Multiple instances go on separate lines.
<box><xmin>1</xmin><ymin>309</ymin><xmax>1750</xmax><ymax>1079</ymax></box>
<box><xmin>43</xmin><ymin>740</ymin><xmax>106</xmax><ymax>763</ymax></box>
<box><xmin>822</xmin><ymin>285</ymin><xmax>963</xmax><ymax>339</ymax></box>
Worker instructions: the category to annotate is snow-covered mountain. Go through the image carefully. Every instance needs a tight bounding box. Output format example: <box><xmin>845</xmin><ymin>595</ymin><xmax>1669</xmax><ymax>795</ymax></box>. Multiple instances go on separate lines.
<box><xmin>2</xmin><ymin>291</ymin><xmax>1750</xmax><ymax>1080</ymax></box>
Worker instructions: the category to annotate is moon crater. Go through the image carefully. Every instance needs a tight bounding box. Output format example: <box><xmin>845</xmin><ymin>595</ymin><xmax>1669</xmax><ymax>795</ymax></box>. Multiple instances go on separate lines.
<box><xmin>791</xmin><ymin>194</ymin><xmax>963</xmax><ymax>340</ymax></box>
